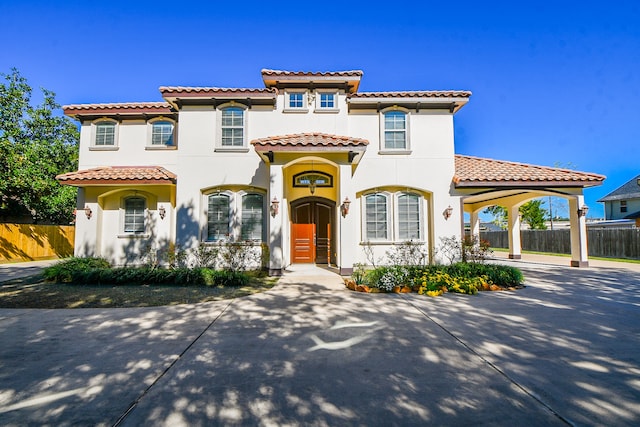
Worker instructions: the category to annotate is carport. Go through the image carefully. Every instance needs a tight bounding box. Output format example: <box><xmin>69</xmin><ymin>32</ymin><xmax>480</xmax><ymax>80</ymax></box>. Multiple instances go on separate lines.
<box><xmin>454</xmin><ymin>155</ymin><xmax>606</xmax><ymax>267</ymax></box>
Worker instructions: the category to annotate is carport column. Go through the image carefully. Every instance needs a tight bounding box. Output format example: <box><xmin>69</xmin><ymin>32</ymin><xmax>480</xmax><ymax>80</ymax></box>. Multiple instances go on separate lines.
<box><xmin>569</xmin><ymin>195</ymin><xmax>589</xmax><ymax>267</ymax></box>
<box><xmin>338</xmin><ymin>163</ymin><xmax>356</xmax><ymax>275</ymax></box>
<box><xmin>269</xmin><ymin>164</ymin><xmax>284</xmax><ymax>275</ymax></box>
<box><xmin>469</xmin><ymin>210</ymin><xmax>480</xmax><ymax>239</ymax></box>
<box><xmin>507</xmin><ymin>205</ymin><xmax>522</xmax><ymax>259</ymax></box>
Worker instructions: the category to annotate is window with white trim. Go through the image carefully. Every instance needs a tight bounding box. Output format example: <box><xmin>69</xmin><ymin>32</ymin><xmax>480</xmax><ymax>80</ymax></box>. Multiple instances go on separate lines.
<box><xmin>241</xmin><ymin>194</ymin><xmax>264</xmax><ymax>241</ymax></box>
<box><xmin>220</xmin><ymin>107</ymin><xmax>245</xmax><ymax>147</ymax></box>
<box><xmin>124</xmin><ymin>197</ymin><xmax>146</xmax><ymax>233</ymax></box>
<box><xmin>94</xmin><ymin>121</ymin><xmax>116</xmax><ymax>146</ymax></box>
<box><xmin>207</xmin><ymin>193</ymin><xmax>231</xmax><ymax>241</ymax></box>
<box><xmin>397</xmin><ymin>193</ymin><xmax>421</xmax><ymax>240</ymax></box>
<box><xmin>383</xmin><ymin>110</ymin><xmax>407</xmax><ymax>150</ymax></box>
<box><xmin>205</xmin><ymin>191</ymin><xmax>266</xmax><ymax>242</ymax></box>
<box><xmin>365</xmin><ymin>193</ymin><xmax>390</xmax><ymax>240</ymax></box>
<box><xmin>151</xmin><ymin>121</ymin><xmax>175</xmax><ymax>146</ymax></box>
<box><xmin>315</xmin><ymin>92</ymin><xmax>339</xmax><ymax>112</ymax></box>
<box><xmin>362</xmin><ymin>190</ymin><xmax>425</xmax><ymax>242</ymax></box>
<box><xmin>284</xmin><ymin>91</ymin><xmax>308</xmax><ymax>112</ymax></box>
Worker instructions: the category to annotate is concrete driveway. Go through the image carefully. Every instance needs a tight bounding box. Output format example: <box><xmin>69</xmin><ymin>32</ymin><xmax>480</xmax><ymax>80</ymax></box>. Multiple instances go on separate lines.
<box><xmin>0</xmin><ymin>261</ymin><xmax>639</xmax><ymax>426</ymax></box>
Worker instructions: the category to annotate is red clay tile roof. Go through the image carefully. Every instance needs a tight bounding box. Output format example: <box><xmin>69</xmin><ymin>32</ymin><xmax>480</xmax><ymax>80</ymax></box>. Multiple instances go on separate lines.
<box><xmin>261</xmin><ymin>69</ymin><xmax>363</xmax><ymax>77</ymax></box>
<box><xmin>63</xmin><ymin>102</ymin><xmax>173</xmax><ymax>116</ymax></box>
<box><xmin>251</xmin><ymin>133</ymin><xmax>369</xmax><ymax>151</ymax></box>
<box><xmin>57</xmin><ymin>166</ymin><xmax>177</xmax><ymax>186</ymax></box>
<box><xmin>454</xmin><ymin>155</ymin><xmax>605</xmax><ymax>187</ymax></box>
<box><xmin>350</xmin><ymin>90</ymin><xmax>472</xmax><ymax>99</ymax></box>
<box><xmin>159</xmin><ymin>87</ymin><xmax>276</xmax><ymax>97</ymax></box>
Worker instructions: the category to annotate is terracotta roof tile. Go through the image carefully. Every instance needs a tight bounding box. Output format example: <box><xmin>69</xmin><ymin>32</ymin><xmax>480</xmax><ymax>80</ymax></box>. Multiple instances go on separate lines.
<box><xmin>454</xmin><ymin>155</ymin><xmax>605</xmax><ymax>187</ymax></box>
<box><xmin>350</xmin><ymin>90</ymin><xmax>472</xmax><ymax>99</ymax></box>
<box><xmin>57</xmin><ymin>166</ymin><xmax>176</xmax><ymax>186</ymax></box>
<box><xmin>63</xmin><ymin>102</ymin><xmax>173</xmax><ymax>115</ymax></box>
<box><xmin>261</xmin><ymin>69</ymin><xmax>363</xmax><ymax>77</ymax></box>
<box><xmin>159</xmin><ymin>87</ymin><xmax>276</xmax><ymax>97</ymax></box>
<box><xmin>251</xmin><ymin>133</ymin><xmax>369</xmax><ymax>150</ymax></box>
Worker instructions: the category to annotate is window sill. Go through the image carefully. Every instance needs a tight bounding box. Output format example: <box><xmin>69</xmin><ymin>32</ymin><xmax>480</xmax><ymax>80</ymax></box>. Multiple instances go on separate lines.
<box><xmin>90</xmin><ymin>146</ymin><xmax>119</xmax><ymax>151</ymax></box>
<box><xmin>146</xmin><ymin>145</ymin><xmax>177</xmax><ymax>151</ymax></box>
<box><xmin>118</xmin><ymin>234</ymin><xmax>150</xmax><ymax>239</ymax></box>
<box><xmin>314</xmin><ymin>108</ymin><xmax>340</xmax><ymax>114</ymax></box>
<box><xmin>214</xmin><ymin>147</ymin><xmax>250</xmax><ymax>153</ymax></box>
<box><xmin>283</xmin><ymin>108</ymin><xmax>309</xmax><ymax>113</ymax></box>
<box><xmin>378</xmin><ymin>150</ymin><xmax>412</xmax><ymax>155</ymax></box>
<box><xmin>360</xmin><ymin>240</ymin><xmax>425</xmax><ymax>245</ymax></box>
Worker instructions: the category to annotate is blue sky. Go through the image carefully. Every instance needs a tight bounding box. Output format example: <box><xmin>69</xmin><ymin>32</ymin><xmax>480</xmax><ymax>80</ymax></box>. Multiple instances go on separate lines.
<box><xmin>2</xmin><ymin>1</ymin><xmax>639</xmax><ymax>218</ymax></box>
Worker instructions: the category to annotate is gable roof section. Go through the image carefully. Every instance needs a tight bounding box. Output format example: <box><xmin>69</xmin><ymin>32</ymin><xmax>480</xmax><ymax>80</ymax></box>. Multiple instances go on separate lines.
<box><xmin>251</xmin><ymin>133</ymin><xmax>369</xmax><ymax>151</ymax></box>
<box><xmin>597</xmin><ymin>174</ymin><xmax>640</xmax><ymax>202</ymax></box>
<box><xmin>57</xmin><ymin>166</ymin><xmax>177</xmax><ymax>186</ymax></box>
<box><xmin>454</xmin><ymin>155</ymin><xmax>605</xmax><ymax>188</ymax></box>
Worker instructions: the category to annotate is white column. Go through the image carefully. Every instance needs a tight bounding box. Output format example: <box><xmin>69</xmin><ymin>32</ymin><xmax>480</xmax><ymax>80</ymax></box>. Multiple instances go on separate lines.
<box><xmin>268</xmin><ymin>164</ymin><xmax>284</xmax><ymax>275</ymax></box>
<box><xmin>338</xmin><ymin>163</ymin><xmax>356</xmax><ymax>275</ymax></box>
<box><xmin>507</xmin><ymin>205</ymin><xmax>522</xmax><ymax>259</ymax></box>
<box><xmin>569</xmin><ymin>195</ymin><xmax>589</xmax><ymax>267</ymax></box>
<box><xmin>470</xmin><ymin>210</ymin><xmax>480</xmax><ymax>239</ymax></box>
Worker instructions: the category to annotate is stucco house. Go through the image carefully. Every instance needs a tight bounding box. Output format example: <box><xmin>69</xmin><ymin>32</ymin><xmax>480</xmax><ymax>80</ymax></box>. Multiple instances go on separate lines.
<box><xmin>597</xmin><ymin>175</ymin><xmax>640</xmax><ymax>224</ymax></box>
<box><xmin>57</xmin><ymin>69</ymin><xmax>605</xmax><ymax>273</ymax></box>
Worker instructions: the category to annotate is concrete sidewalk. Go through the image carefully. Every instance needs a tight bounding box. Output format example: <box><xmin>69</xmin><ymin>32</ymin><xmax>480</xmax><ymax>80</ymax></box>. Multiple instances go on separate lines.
<box><xmin>1</xmin><ymin>262</ymin><xmax>639</xmax><ymax>425</ymax></box>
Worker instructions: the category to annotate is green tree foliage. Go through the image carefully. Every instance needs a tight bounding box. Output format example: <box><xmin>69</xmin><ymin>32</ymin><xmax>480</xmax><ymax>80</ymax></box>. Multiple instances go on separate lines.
<box><xmin>483</xmin><ymin>199</ymin><xmax>548</xmax><ymax>230</ymax></box>
<box><xmin>0</xmin><ymin>68</ymin><xmax>79</xmax><ymax>223</ymax></box>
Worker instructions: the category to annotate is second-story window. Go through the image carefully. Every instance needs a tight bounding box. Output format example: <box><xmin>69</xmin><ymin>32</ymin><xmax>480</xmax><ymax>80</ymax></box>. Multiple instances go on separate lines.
<box><xmin>95</xmin><ymin>122</ymin><xmax>116</xmax><ymax>146</ymax></box>
<box><xmin>621</xmin><ymin>200</ymin><xmax>628</xmax><ymax>213</ymax></box>
<box><xmin>221</xmin><ymin>107</ymin><xmax>244</xmax><ymax>147</ymax></box>
<box><xmin>319</xmin><ymin>93</ymin><xmax>335</xmax><ymax>108</ymax></box>
<box><xmin>289</xmin><ymin>93</ymin><xmax>304</xmax><ymax>108</ymax></box>
<box><xmin>151</xmin><ymin>121</ymin><xmax>174</xmax><ymax>146</ymax></box>
<box><xmin>383</xmin><ymin>111</ymin><xmax>407</xmax><ymax>150</ymax></box>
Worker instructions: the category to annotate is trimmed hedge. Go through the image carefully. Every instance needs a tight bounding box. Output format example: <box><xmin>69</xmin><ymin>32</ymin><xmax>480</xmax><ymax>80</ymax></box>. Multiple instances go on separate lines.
<box><xmin>44</xmin><ymin>258</ymin><xmax>250</xmax><ymax>287</ymax></box>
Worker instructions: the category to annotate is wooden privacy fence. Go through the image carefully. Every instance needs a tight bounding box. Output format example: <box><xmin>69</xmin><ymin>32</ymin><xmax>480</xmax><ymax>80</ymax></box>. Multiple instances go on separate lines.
<box><xmin>0</xmin><ymin>224</ymin><xmax>75</xmax><ymax>262</ymax></box>
<box><xmin>481</xmin><ymin>229</ymin><xmax>640</xmax><ymax>260</ymax></box>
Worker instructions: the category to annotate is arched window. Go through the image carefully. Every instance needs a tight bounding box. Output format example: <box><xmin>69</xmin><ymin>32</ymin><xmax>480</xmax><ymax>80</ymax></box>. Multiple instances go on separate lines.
<box><xmin>397</xmin><ymin>193</ymin><xmax>421</xmax><ymax>239</ymax></box>
<box><xmin>383</xmin><ymin>110</ymin><xmax>407</xmax><ymax>150</ymax></box>
<box><xmin>207</xmin><ymin>194</ymin><xmax>231</xmax><ymax>241</ymax></box>
<box><xmin>95</xmin><ymin>121</ymin><xmax>116</xmax><ymax>146</ymax></box>
<box><xmin>151</xmin><ymin>121</ymin><xmax>174</xmax><ymax>145</ymax></box>
<box><xmin>124</xmin><ymin>197</ymin><xmax>145</xmax><ymax>233</ymax></box>
<box><xmin>241</xmin><ymin>194</ymin><xmax>264</xmax><ymax>241</ymax></box>
<box><xmin>365</xmin><ymin>193</ymin><xmax>389</xmax><ymax>240</ymax></box>
<box><xmin>221</xmin><ymin>107</ymin><xmax>245</xmax><ymax>147</ymax></box>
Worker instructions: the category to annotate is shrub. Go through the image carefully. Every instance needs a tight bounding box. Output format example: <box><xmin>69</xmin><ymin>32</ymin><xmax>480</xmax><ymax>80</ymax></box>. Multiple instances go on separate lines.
<box><xmin>43</xmin><ymin>257</ymin><xmax>111</xmax><ymax>283</ymax></box>
<box><xmin>65</xmin><ymin>267</ymin><xmax>251</xmax><ymax>287</ymax></box>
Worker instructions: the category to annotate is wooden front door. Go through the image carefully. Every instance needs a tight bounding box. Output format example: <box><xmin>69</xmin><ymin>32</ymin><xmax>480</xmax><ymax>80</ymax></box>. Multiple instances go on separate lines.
<box><xmin>291</xmin><ymin>199</ymin><xmax>334</xmax><ymax>264</ymax></box>
<box><xmin>291</xmin><ymin>223</ymin><xmax>316</xmax><ymax>263</ymax></box>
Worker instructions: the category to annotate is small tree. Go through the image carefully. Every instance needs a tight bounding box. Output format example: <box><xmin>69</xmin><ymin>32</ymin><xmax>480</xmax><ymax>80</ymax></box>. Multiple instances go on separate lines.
<box><xmin>483</xmin><ymin>199</ymin><xmax>548</xmax><ymax>230</ymax></box>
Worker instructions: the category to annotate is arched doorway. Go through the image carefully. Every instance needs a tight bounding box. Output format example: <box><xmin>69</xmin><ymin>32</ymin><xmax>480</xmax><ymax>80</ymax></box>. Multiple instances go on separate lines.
<box><xmin>290</xmin><ymin>197</ymin><xmax>335</xmax><ymax>264</ymax></box>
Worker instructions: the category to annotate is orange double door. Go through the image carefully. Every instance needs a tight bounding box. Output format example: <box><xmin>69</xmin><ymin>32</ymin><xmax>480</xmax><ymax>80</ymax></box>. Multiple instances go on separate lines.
<box><xmin>290</xmin><ymin>200</ymin><xmax>333</xmax><ymax>264</ymax></box>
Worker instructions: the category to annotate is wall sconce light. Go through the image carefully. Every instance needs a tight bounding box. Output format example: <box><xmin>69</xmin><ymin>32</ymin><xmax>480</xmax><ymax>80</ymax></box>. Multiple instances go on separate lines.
<box><xmin>578</xmin><ymin>205</ymin><xmax>589</xmax><ymax>218</ymax></box>
<box><xmin>443</xmin><ymin>205</ymin><xmax>454</xmax><ymax>220</ymax></box>
<box><xmin>270</xmin><ymin>197</ymin><xmax>280</xmax><ymax>217</ymax></box>
<box><xmin>158</xmin><ymin>205</ymin><xmax>166</xmax><ymax>220</ymax></box>
<box><xmin>84</xmin><ymin>205</ymin><xmax>92</xmax><ymax>220</ymax></box>
<box><xmin>341</xmin><ymin>197</ymin><xmax>351</xmax><ymax>217</ymax></box>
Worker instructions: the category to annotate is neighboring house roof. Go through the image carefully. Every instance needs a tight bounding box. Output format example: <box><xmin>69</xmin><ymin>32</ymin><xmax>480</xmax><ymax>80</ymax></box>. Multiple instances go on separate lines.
<box><xmin>597</xmin><ymin>174</ymin><xmax>640</xmax><ymax>202</ymax></box>
<box><xmin>57</xmin><ymin>166</ymin><xmax>177</xmax><ymax>186</ymax></box>
<box><xmin>63</xmin><ymin>102</ymin><xmax>174</xmax><ymax>118</ymax></box>
<box><xmin>453</xmin><ymin>155</ymin><xmax>606</xmax><ymax>187</ymax></box>
<box><xmin>251</xmin><ymin>133</ymin><xmax>369</xmax><ymax>151</ymax></box>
